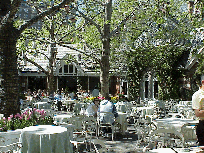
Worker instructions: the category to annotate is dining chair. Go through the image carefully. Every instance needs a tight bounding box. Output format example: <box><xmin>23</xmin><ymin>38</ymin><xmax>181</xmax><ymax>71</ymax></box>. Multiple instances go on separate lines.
<box><xmin>91</xmin><ymin>139</ymin><xmax>107</xmax><ymax>153</ymax></box>
<box><xmin>81</xmin><ymin>116</ymin><xmax>97</xmax><ymax>142</ymax></box>
<box><xmin>97</xmin><ymin>112</ymin><xmax>116</xmax><ymax>141</ymax></box>
<box><xmin>68</xmin><ymin>115</ymin><xmax>87</xmax><ymax>152</ymax></box>
<box><xmin>149</xmin><ymin>128</ymin><xmax>185</xmax><ymax>148</ymax></box>
<box><xmin>180</xmin><ymin>122</ymin><xmax>198</xmax><ymax>147</ymax></box>
<box><xmin>0</xmin><ymin>130</ymin><xmax>22</xmax><ymax>152</ymax></box>
<box><xmin>134</xmin><ymin>117</ymin><xmax>157</xmax><ymax>142</ymax></box>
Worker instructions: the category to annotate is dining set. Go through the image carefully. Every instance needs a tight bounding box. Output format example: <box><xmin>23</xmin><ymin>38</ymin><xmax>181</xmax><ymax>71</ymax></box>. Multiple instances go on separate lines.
<box><xmin>0</xmin><ymin>98</ymin><xmax>201</xmax><ymax>153</ymax></box>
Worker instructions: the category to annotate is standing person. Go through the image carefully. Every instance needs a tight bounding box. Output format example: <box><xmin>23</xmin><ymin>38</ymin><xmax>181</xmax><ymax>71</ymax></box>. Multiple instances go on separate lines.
<box><xmin>85</xmin><ymin>97</ymin><xmax>100</xmax><ymax>117</ymax></box>
<box><xmin>192</xmin><ymin>79</ymin><xmax>204</xmax><ymax>146</ymax></box>
<box><xmin>92</xmin><ymin>86</ymin><xmax>99</xmax><ymax>97</ymax></box>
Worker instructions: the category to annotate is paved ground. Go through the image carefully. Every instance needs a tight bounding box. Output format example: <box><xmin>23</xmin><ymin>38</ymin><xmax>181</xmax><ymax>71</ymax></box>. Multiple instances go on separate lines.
<box><xmin>55</xmin><ymin>111</ymin><xmax>144</xmax><ymax>152</ymax></box>
<box><xmin>74</xmin><ymin>125</ymin><xmax>145</xmax><ymax>153</ymax></box>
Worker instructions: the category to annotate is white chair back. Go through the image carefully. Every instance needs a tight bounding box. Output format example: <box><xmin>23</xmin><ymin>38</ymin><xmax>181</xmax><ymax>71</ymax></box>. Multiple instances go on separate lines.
<box><xmin>0</xmin><ymin>130</ymin><xmax>22</xmax><ymax>152</ymax></box>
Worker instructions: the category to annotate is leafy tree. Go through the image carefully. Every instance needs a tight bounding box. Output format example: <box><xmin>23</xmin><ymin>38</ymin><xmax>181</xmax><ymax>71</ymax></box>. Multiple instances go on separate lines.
<box><xmin>0</xmin><ymin>0</ymin><xmax>73</xmax><ymax>117</ymax></box>
<box><xmin>125</xmin><ymin>0</ymin><xmax>193</xmax><ymax>100</ymax></box>
<box><xmin>17</xmin><ymin>1</ymin><xmax>77</xmax><ymax>96</ymax></box>
<box><xmin>63</xmin><ymin>0</ymin><xmax>142</xmax><ymax>98</ymax></box>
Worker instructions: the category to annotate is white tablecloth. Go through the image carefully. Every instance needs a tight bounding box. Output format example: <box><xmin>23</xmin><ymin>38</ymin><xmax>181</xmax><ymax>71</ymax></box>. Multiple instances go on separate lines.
<box><xmin>135</xmin><ymin>106</ymin><xmax>154</xmax><ymax>117</ymax></box>
<box><xmin>0</xmin><ymin>129</ymin><xmax>22</xmax><ymax>152</ymax></box>
<box><xmin>153</xmin><ymin>118</ymin><xmax>198</xmax><ymax>131</ymax></box>
<box><xmin>0</xmin><ymin>114</ymin><xmax>3</xmax><ymax>119</ymax></box>
<box><xmin>20</xmin><ymin>125</ymin><xmax>73</xmax><ymax>153</ymax></box>
<box><xmin>34</xmin><ymin>102</ymin><xmax>51</xmax><ymax>109</ymax></box>
<box><xmin>115</xmin><ymin>103</ymin><xmax>127</xmax><ymax>113</ymax></box>
<box><xmin>115</xmin><ymin>112</ymin><xmax>127</xmax><ymax>134</ymax></box>
<box><xmin>53</xmin><ymin>114</ymin><xmax>73</xmax><ymax>125</ymax></box>
<box><xmin>153</xmin><ymin>118</ymin><xmax>198</xmax><ymax>140</ymax></box>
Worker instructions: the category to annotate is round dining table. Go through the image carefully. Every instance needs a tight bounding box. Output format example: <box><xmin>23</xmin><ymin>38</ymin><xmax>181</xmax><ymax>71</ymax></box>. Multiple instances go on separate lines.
<box><xmin>53</xmin><ymin>114</ymin><xmax>73</xmax><ymax>125</ymax></box>
<box><xmin>20</xmin><ymin>125</ymin><xmax>73</xmax><ymax>153</ymax></box>
<box><xmin>34</xmin><ymin>102</ymin><xmax>51</xmax><ymax>109</ymax></box>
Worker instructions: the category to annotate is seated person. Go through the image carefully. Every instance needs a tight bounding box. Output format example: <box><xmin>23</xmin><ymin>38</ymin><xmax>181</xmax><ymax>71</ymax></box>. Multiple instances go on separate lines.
<box><xmin>54</xmin><ymin>90</ymin><xmax>63</xmax><ymax>111</ymax></box>
<box><xmin>85</xmin><ymin>97</ymin><xmax>100</xmax><ymax>117</ymax></box>
<box><xmin>98</xmin><ymin>97</ymin><xmax>118</xmax><ymax>135</ymax></box>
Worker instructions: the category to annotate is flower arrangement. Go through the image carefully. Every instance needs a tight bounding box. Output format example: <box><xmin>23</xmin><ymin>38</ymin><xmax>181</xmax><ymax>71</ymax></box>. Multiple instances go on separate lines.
<box><xmin>110</xmin><ymin>97</ymin><xmax>119</xmax><ymax>104</ymax></box>
<box><xmin>0</xmin><ymin>108</ymin><xmax>53</xmax><ymax>132</ymax></box>
<box><xmin>84</xmin><ymin>96</ymin><xmax>105</xmax><ymax>103</ymax></box>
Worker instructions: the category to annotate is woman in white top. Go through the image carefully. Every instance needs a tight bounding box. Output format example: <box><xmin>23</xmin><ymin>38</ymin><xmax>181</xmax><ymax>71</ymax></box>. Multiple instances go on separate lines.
<box><xmin>85</xmin><ymin>97</ymin><xmax>100</xmax><ymax>117</ymax></box>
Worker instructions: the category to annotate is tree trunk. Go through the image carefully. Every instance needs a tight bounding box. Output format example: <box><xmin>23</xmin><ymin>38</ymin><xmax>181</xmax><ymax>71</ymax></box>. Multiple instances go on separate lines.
<box><xmin>47</xmin><ymin>20</ymin><xmax>56</xmax><ymax>96</ymax></box>
<box><xmin>0</xmin><ymin>23</ymin><xmax>20</xmax><ymax>117</ymax></box>
<box><xmin>100</xmin><ymin>54</ymin><xmax>110</xmax><ymax>98</ymax></box>
<box><xmin>100</xmin><ymin>0</ymin><xmax>112</xmax><ymax>98</ymax></box>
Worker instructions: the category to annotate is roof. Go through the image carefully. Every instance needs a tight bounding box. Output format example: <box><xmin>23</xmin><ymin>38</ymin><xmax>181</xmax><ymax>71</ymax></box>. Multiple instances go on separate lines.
<box><xmin>18</xmin><ymin>44</ymin><xmax>101</xmax><ymax>76</ymax></box>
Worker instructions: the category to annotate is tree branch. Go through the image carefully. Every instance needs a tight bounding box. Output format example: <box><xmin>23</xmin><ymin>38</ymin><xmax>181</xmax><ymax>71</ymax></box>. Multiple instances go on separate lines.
<box><xmin>24</xmin><ymin>36</ymin><xmax>101</xmax><ymax>64</ymax></box>
<box><xmin>94</xmin><ymin>0</ymin><xmax>106</xmax><ymax>6</ymax></box>
<box><xmin>58</xmin><ymin>42</ymin><xmax>101</xmax><ymax>63</ymax></box>
<box><xmin>18</xmin><ymin>0</ymin><xmax>74</xmax><ymax>33</ymax></box>
<box><xmin>20</xmin><ymin>55</ymin><xmax>49</xmax><ymax>76</ymax></box>
<box><xmin>8</xmin><ymin>0</ymin><xmax>22</xmax><ymax>22</ymax></box>
<box><xmin>109</xmin><ymin>7</ymin><xmax>138</xmax><ymax>38</ymax></box>
<box><xmin>58</xmin><ymin>22</ymin><xmax>85</xmax><ymax>42</ymax></box>
<box><xmin>0</xmin><ymin>0</ymin><xmax>21</xmax><ymax>27</ymax></box>
<box><xmin>74</xmin><ymin>6</ymin><xmax>102</xmax><ymax>35</ymax></box>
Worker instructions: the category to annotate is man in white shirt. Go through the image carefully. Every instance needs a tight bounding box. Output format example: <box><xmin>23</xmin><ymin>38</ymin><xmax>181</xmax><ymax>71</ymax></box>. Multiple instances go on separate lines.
<box><xmin>192</xmin><ymin>80</ymin><xmax>204</xmax><ymax>146</ymax></box>
<box><xmin>98</xmin><ymin>97</ymin><xmax>118</xmax><ymax>136</ymax></box>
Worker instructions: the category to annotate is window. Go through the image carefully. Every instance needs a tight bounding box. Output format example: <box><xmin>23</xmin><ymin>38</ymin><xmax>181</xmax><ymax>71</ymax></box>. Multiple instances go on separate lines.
<box><xmin>145</xmin><ymin>81</ymin><xmax>148</xmax><ymax>98</ymax></box>
<box><xmin>64</xmin><ymin>65</ymin><xmax>68</xmax><ymax>73</ymax></box>
<box><xmin>59</xmin><ymin>67</ymin><xmax>62</xmax><ymax>73</ymax></box>
<box><xmin>59</xmin><ymin>64</ymin><xmax>75</xmax><ymax>75</ymax></box>
<box><xmin>69</xmin><ymin>65</ymin><xmax>73</xmax><ymax>73</ymax></box>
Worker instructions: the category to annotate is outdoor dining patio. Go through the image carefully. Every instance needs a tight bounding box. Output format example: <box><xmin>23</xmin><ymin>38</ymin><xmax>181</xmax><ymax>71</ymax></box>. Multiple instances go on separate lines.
<box><xmin>0</xmin><ymin>96</ymin><xmax>202</xmax><ymax>153</ymax></box>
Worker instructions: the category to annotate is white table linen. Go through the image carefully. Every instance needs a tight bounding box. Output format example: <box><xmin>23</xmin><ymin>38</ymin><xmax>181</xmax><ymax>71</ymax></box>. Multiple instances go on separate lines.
<box><xmin>0</xmin><ymin>114</ymin><xmax>3</xmax><ymax>119</ymax></box>
<box><xmin>153</xmin><ymin>118</ymin><xmax>198</xmax><ymax>140</ymax></box>
<box><xmin>53</xmin><ymin>114</ymin><xmax>73</xmax><ymax>125</ymax></box>
<box><xmin>20</xmin><ymin>125</ymin><xmax>73</xmax><ymax>153</ymax></box>
<box><xmin>34</xmin><ymin>102</ymin><xmax>51</xmax><ymax>109</ymax></box>
<box><xmin>153</xmin><ymin>118</ymin><xmax>197</xmax><ymax>131</ymax></box>
<box><xmin>115</xmin><ymin>104</ymin><xmax>127</xmax><ymax>112</ymax></box>
<box><xmin>0</xmin><ymin>129</ymin><xmax>22</xmax><ymax>152</ymax></box>
<box><xmin>115</xmin><ymin>112</ymin><xmax>127</xmax><ymax>134</ymax></box>
<box><xmin>135</xmin><ymin>106</ymin><xmax>154</xmax><ymax>117</ymax></box>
